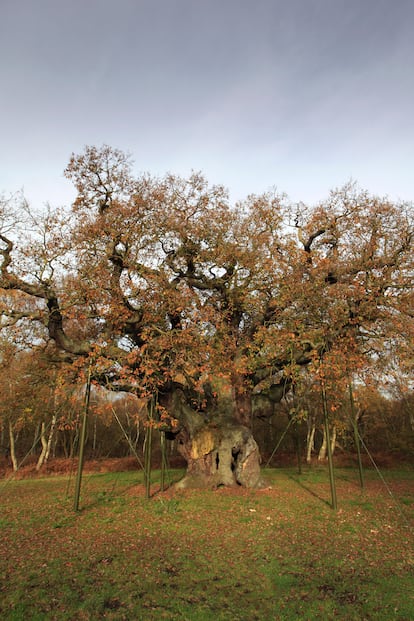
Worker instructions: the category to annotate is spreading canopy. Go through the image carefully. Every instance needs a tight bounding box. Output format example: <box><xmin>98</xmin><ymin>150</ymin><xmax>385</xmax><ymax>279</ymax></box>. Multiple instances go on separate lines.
<box><xmin>1</xmin><ymin>146</ymin><xmax>413</xmax><ymax>484</ymax></box>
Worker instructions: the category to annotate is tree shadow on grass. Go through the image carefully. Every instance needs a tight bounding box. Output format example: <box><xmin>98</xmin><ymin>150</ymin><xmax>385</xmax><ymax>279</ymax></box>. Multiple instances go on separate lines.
<box><xmin>287</xmin><ymin>475</ymin><xmax>332</xmax><ymax>508</ymax></box>
<box><xmin>334</xmin><ymin>471</ymin><xmax>365</xmax><ymax>489</ymax></box>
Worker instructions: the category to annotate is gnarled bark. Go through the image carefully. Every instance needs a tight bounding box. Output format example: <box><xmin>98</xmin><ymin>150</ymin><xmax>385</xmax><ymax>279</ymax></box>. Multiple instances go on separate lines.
<box><xmin>168</xmin><ymin>389</ymin><xmax>262</xmax><ymax>489</ymax></box>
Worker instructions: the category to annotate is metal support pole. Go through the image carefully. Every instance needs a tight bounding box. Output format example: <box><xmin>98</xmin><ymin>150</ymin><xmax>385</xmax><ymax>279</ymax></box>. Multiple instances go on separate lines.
<box><xmin>348</xmin><ymin>380</ymin><xmax>364</xmax><ymax>489</ymax></box>
<box><xmin>160</xmin><ymin>430</ymin><xmax>166</xmax><ymax>491</ymax></box>
<box><xmin>321</xmin><ymin>377</ymin><xmax>337</xmax><ymax>510</ymax></box>
<box><xmin>144</xmin><ymin>397</ymin><xmax>154</xmax><ymax>499</ymax></box>
<box><xmin>73</xmin><ymin>364</ymin><xmax>91</xmax><ymax>512</ymax></box>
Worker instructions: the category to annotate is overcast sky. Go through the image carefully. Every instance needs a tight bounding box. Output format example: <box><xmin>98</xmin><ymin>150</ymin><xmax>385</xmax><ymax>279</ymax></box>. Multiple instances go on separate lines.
<box><xmin>1</xmin><ymin>0</ymin><xmax>413</xmax><ymax>210</ymax></box>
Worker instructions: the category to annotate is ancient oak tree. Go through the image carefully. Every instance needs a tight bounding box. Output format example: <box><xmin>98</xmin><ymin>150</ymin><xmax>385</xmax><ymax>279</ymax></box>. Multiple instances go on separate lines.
<box><xmin>1</xmin><ymin>148</ymin><xmax>413</xmax><ymax>486</ymax></box>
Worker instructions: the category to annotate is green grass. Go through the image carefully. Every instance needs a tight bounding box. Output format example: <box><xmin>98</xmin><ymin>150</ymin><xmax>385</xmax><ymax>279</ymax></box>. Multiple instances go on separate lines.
<box><xmin>0</xmin><ymin>467</ymin><xmax>413</xmax><ymax>620</ymax></box>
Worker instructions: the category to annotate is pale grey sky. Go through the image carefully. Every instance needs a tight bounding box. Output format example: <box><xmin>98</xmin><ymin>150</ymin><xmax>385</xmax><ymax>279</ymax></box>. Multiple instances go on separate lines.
<box><xmin>1</xmin><ymin>0</ymin><xmax>413</xmax><ymax>209</ymax></box>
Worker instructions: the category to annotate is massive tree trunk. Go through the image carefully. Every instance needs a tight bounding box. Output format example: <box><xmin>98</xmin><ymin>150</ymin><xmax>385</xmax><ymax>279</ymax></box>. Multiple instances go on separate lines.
<box><xmin>168</xmin><ymin>389</ymin><xmax>262</xmax><ymax>489</ymax></box>
<box><xmin>232</xmin><ymin>376</ymin><xmax>253</xmax><ymax>428</ymax></box>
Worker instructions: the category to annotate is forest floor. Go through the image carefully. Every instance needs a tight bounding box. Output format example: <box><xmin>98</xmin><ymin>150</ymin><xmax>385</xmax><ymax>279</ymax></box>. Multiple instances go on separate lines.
<box><xmin>0</xmin><ymin>465</ymin><xmax>413</xmax><ymax>620</ymax></box>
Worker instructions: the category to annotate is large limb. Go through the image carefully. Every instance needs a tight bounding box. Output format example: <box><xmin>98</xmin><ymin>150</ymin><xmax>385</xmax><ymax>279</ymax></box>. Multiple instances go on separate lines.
<box><xmin>1</xmin><ymin>233</ymin><xmax>90</xmax><ymax>355</ymax></box>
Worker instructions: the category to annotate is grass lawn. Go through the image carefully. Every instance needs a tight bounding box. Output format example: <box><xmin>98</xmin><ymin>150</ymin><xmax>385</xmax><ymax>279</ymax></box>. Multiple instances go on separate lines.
<box><xmin>0</xmin><ymin>466</ymin><xmax>413</xmax><ymax>620</ymax></box>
